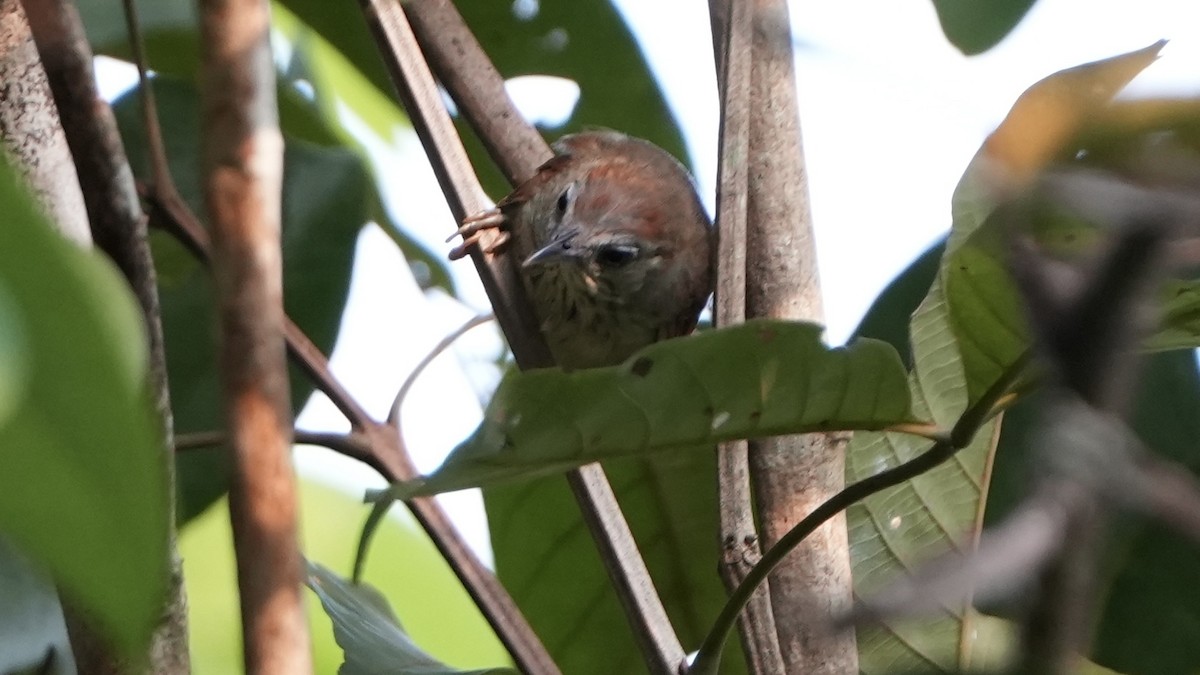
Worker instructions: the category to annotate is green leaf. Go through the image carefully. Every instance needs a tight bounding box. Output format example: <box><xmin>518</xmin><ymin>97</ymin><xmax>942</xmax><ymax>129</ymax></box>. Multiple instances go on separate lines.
<box><xmin>368</xmin><ymin>322</ymin><xmax>910</xmax><ymax>673</ymax></box>
<box><xmin>485</xmin><ymin>450</ymin><xmax>751</xmax><ymax>674</ymax></box>
<box><xmin>929</xmin><ymin>0</ymin><xmax>1037</xmax><ymax>55</ymax></box>
<box><xmin>307</xmin><ymin>561</ymin><xmax>515</xmax><ymax>675</ymax></box>
<box><xmin>848</xmin><ymin>277</ymin><xmax>1011</xmax><ymax>672</ymax></box>
<box><xmin>361</xmin><ymin>323</ymin><xmax>912</xmax><ymax>672</ymax></box>
<box><xmin>847</xmin><ymin>45</ymin><xmax>1167</xmax><ymax>672</ymax></box>
<box><xmin>111</xmin><ymin>78</ymin><xmax>366</xmax><ymax>521</ymax></box>
<box><xmin>0</xmin><ymin>155</ymin><xmax>168</xmax><ymax>656</ymax></box>
<box><xmin>388</xmin><ymin>321</ymin><xmax>913</xmax><ymax>497</ymax></box>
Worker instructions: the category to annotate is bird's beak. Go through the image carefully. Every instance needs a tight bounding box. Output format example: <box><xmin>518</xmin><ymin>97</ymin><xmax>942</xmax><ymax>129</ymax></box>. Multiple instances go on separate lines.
<box><xmin>522</xmin><ymin>232</ymin><xmax>583</xmax><ymax>268</ymax></box>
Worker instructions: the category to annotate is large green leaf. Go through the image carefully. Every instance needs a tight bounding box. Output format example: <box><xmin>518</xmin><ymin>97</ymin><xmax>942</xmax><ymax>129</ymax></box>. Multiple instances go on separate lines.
<box><xmin>847</xmin><ymin>45</ymin><xmax>1170</xmax><ymax>672</ymax></box>
<box><xmin>386</xmin><ymin>322</ymin><xmax>913</xmax><ymax>497</ymax></box>
<box><xmin>848</xmin><ymin>278</ymin><xmax>1009</xmax><ymax>672</ymax></box>
<box><xmin>112</xmin><ymin>78</ymin><xmax>366</xmax><ymax>521</ymax></box>
<box><xmin>374</xmin><ymin>321</ymin><xmax>910</xmax><ymax>674</ymax></box>
<box><xmin>485</xmin><ymin>450</ymin><xmax>743</xmax><ymax>674</ymax></box>
<box><xmin>0</xmin><ymin>156</ymin><xmax>168</xmax><ymax>655</ymax></box>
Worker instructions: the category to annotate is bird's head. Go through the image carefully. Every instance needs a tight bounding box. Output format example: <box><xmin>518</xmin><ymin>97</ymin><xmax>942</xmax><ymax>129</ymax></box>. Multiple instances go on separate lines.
<box><xmin>521</xmin><ymin>159</ymin><xmax>711</xmax><ymax>313</ymax></box>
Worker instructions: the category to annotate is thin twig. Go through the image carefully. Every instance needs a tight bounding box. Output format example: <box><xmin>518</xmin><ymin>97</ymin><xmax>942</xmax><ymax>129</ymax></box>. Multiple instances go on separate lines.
<box><xmin>388</xmin><ymin>313</ymin><xmax>493</xmax><ymax>428</ymax></box>
<box><xmin>121</xmin><ymin>0</ymin><xmax>172</xmax><ymax>197</ymax></box>
<box><xmin>363</xmin><ymin>2</ymin><xmax>688</xmax><ymax>672</ymax></box>
<box><xmin>708</xmin><ymin>0</ymin><xmax>782</xmax><ymax>673</ymax></box>
<box><xmin>176</xmin><ymin>429</ymin><xmax>374</xmax><ymax>461</ymax></box>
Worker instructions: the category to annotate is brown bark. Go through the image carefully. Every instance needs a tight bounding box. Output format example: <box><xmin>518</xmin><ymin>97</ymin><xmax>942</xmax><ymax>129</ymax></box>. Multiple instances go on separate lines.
<box><xmin>0</xmin><ymin>0</ymin><xmax>88</xmax><ymax>243</ymax></box>
<box><xmin>742</xmin><ymin>1</ymin><xmax>857</xmax><ymax>673</ymax></box>
<box><xmin>20</xmin><ymin>0</ymin><xmax>191</xmax><ymax>671</ymax></box>
<box><xmin>708</xmin><ymin>0</ymin><xmax>785</xmax><ymax>672</ymax></box>
<box><xmin>198</xmin><ymin>0</ymin><xmax>311</xmax><ymax>671</ymax></box>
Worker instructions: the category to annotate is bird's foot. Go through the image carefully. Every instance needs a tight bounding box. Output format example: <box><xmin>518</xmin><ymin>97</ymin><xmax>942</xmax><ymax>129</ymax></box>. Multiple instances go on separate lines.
<box><xmin>448</xmin><ymin>208</ymin><xmax>509</xmax><ymax>260</ymax></box>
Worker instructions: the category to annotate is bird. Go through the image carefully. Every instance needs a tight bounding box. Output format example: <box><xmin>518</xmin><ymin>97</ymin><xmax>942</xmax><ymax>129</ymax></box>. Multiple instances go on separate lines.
<box><xmin>451</xmin><ymin>130</ymin><xmax>715</xmax><ymax>370</ymax></box>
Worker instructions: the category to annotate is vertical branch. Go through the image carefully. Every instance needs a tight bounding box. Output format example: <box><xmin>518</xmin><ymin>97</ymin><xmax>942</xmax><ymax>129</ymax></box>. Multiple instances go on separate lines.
<box><xmin>0</xmin><ymin>0</ymin><xmax>89</xmax><ymax>243</ymax></box>
<box><xmin>21</xmin><ymin>0</ymin><xmax>189</xmax><ymax>671</ymax></box>
<box><xmin>742</xmin><ymin>1</ymin><xmax>858</xmax><ymax>672</ymax></box>
<box><xmin>708</xmin><ymin>0</ymin><xmax>784</xmax><ymax>673</ymax></box>
<box><xmin>362</xmin><ymin>2</ymin><xmax>686</xmax><ymax>672</ymax></box>
<box><xmin>197</xmin><ymin>0</ymin><xmax>311</xmax><ymax>671</ymax></box>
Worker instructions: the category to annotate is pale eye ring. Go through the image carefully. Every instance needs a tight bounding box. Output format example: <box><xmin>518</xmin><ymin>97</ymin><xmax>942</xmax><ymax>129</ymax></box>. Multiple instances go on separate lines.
<box><xmin>595</xmin><ymin>244</ymin><xmax>639</xmax><ymax>267</ymax></box>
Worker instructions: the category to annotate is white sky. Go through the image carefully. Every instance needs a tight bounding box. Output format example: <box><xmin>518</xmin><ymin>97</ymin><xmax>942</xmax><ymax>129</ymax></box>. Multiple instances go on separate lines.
<box><xmin>98</xmin><ymin>0</ymin><xmax>1200</xmax><ymax>565</ymax></box>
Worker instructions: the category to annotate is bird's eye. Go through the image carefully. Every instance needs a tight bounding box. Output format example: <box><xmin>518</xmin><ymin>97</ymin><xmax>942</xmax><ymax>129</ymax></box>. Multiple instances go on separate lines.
<box><xmin>556</xmin><ymin>184</ymin><xmax>573</xmax><ymax>215</ymax></box>
<box><xmin>595</xmin><ymin>244</ymin><xmax>639</xmax><ymax>267</ymax></box>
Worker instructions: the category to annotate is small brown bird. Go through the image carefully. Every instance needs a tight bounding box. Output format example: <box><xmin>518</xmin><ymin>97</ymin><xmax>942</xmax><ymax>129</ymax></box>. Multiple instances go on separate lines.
<box><xmin>452</xmin><ymin>131</ymin><xmax>714</xmax><ymax>369</ymax></box>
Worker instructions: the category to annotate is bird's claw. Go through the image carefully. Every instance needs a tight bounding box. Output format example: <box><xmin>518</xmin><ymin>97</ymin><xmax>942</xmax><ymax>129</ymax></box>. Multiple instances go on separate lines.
<box><xmin>448</xmin><ymin>208</ymin><xmax>509</xmax><ymax>261</ymax></box>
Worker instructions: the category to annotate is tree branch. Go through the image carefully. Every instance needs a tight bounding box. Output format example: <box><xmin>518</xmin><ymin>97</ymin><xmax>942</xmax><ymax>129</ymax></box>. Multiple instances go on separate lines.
<box><xmin>197</xmin><ymin>0</ymin><xmax>310</xmax><ymax>669</ymax></box>
<box><xmin>404</xmin><ymin>0</ymin><xmax>547</xmax><ymax>186</ymax></box>
<box><xmin>0</xmin><ymin>0</ymin><xmax>89</xmax><ymax>243</ymax></box>
<box><xmin>734</xmin><ymin>2</ymin><xmax>857</xmax><ymax>672</ymax></box>
<box><xmin>21</xmin><ymin>0</ymin><xmax>189</xmax><ymax>670</ymax></box>
<box><xmin>708</xmin><ymin>0</ymin><xmax>783</xmax><ymax>672</ymax></box>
